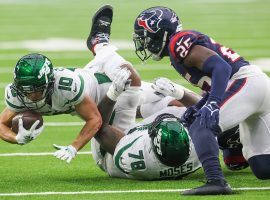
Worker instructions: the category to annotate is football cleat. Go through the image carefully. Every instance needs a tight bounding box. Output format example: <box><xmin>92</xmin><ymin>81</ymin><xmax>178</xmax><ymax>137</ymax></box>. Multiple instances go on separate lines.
<box><xmin>181</xmin><ymin>179</ymin><xmax>232</xmax><ymax>195</ymax></box>
<box><xmin>222</xmin><ymin>147</ymin><xmax>249</xmax><ymax>171</ymax></box>
<box><xmin>86</xmin><ymin>4</ymin><xmax>113</xmax><ymax>54</ymax></box>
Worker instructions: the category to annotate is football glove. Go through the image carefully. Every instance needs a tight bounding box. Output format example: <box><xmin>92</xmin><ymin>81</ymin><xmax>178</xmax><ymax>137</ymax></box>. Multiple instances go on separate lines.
<box><xmin>180</xmin><ymin>106</ymin><xmax>198</xmax><ymax>128</ymax></box>
<box><xmin>151</xmin><ymin>77</ymin><xmax>185</xmax><ymax>100</ymax></box>
<box><xmin>16</xmin><ymin>118</ymin><xmax>44</xmax><ymax>145</ymax></box>
<box><xmin>197</xmin><ymin>100</ymin><xmax>220</xmax><ymax>130</ymax></box>
<box><xmin>107</xmin><ymin>67</ymin><xmax>131</xmax><ymax>101</ymax></box>
<box><xmin>180</xmin><ymin>93</ymin><xmax>209</xmax><ymax>128</ymax></box>
<box><xmin>53</xmin><ymin>144</ymin><xmax>77</xmax><ymax>163</ymax></box>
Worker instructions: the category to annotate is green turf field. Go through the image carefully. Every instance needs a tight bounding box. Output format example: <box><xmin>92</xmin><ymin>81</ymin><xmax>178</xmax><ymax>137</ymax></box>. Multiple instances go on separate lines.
<box><xmin>0</xmin><ymin>0</ymin><xmax>270</xmax><ymax>199</ymax></box>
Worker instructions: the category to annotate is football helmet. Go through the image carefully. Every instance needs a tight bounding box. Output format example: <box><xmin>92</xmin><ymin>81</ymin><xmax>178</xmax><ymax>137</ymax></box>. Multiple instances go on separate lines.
<box><xmin>133</xmin><ymin>6</ymin><xmax>182</xmax><ymax>61</ymax></box>
<box><xmin>12</xmin><ymin>53</ymin><xmax>55</xmax><ymax>110</ymax></box>
<box><xmin>149</xmin><ymin>113</ymin><xmax>190</xmax><ymax>167</ymax></box>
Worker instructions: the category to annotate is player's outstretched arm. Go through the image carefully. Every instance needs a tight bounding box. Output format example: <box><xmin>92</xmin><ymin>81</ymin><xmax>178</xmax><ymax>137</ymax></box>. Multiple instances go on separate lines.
<box><xmin>152</xmin><ymin>77</ymin><xmax>200</xmax><ymax>107</ymax></box>
<box><xmin>95</xmin><ymin>68</ymin><xmax>131</xmax><ymax>154</ymax></box>
<box><xmin>72</xmin><ymin>96</ymin><xmax>102</xmax><ymax>151</ymax></box>
<box><xmin>53</xmin><ymin>96</ymin><xmax>102</xmax><ymax>164</ymax></box>
<box><xmin>96</xmin><ymin>94</ymin><xmax>124</xmax><ymax>154</ymax></box>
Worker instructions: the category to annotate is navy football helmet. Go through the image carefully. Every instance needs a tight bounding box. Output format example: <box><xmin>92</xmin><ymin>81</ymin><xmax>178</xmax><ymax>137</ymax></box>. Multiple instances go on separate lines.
<box><xmin>133</xmin><ymin>6</ymin><xmax>182</xmax><ymax>61</ymax></box>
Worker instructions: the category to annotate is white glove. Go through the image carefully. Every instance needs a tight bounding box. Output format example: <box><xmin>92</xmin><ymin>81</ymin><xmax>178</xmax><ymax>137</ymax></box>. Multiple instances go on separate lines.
<box><xmin>53</xmin><ymin>144</ymin><xmax>77</xmax><ymax>163</ymax></box>
<box><xmin>107</xmin><ymin>68</ymin><xmax>131</xmax><ymax>101</ymax></box>
<box><xmin>151</xmin><ymin>77</ymin><xmax>185</xmax><ymax>100</ymax></box>
<box><xmin>16</xmin><ymin>118</ymin><xmax>44</xmax><ymax>145</ymax></box>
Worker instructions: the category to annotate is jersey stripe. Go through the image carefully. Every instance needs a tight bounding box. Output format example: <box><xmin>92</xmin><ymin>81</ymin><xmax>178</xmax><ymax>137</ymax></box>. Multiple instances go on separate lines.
<box><xmin>220</xmin><ymin>78</ymin><xmax>247</xmax><ymax>107</ymax></box>
<box><xmin>114</xmin><ymin>135</ymin><xmax>143</xmax><ymax>174</ymax></box>
<box><xmin>94</xmin><ymin>73</ymin><xmax>112</xmax><ymax>84</ymax></box>
<box><xmin>127</xmin><ymin>124</ymin><xmax>151</xmax><ymax>135</ymax></box>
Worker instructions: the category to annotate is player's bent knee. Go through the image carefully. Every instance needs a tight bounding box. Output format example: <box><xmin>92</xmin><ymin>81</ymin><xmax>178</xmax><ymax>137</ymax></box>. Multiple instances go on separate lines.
<box><xmin>248</xmin><ymin>154</ymin><xmax>270</xmax><ymax>180</ymax></box>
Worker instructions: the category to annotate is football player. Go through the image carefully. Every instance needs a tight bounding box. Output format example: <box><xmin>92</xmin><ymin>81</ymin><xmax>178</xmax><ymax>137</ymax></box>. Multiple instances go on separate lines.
<box><xmin>92</xmin><ymin>70</ymin><xmax>202</xmax><ymax>180</ymax></box>
<box><xmin>0</xmin><ymin>5</ymin><xmax>143</xmax><ymax>163</ymax></box>
<box><xmin>133</xmin><ymin>6</ymin><xmax>270</xmax><ymax>195</ymax></box>
<box><xmin>0</xmin><ymin>52</ymin><xmax>143</xmax><ymax>163</ymax></box>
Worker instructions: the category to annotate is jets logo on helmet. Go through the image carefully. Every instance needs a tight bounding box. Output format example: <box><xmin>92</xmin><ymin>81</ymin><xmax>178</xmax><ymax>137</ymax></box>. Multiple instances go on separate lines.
<box><xmin>137</xmin><ymin>9</ymin><xmax>163</xmax><ymax>33</ymax></box>
<box><xmin>37</xmin><ymin>58</ymin><xmax>52</xmax><ymax>83</ymax></box>
<box><xmin>149</xmin><ymin>113</ymin><xmax>191</xmax><ymax>167</ymax></box>
<box><xmin>153</xmin><ymin>129</ymin><xmax>162</xmax><ymax>156</ymax></box>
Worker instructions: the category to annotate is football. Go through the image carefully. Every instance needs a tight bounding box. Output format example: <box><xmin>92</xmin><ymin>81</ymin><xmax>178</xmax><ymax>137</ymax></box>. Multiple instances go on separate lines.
<box><xmin>12</xmin><ymin>111</ymin><xmax>43</xmax><ymax>134</ymax></box>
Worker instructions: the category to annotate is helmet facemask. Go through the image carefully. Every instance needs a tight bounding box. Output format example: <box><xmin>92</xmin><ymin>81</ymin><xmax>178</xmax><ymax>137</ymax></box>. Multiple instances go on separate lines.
<box><xmin>133</xmin><ymin>28</ymin><xmax>169</xmax><ymax>62</ymax></box>
<box><xmin>13</xmin><ymin>81</ymin><xmax>54</xmax><ymax>110</ymax></box>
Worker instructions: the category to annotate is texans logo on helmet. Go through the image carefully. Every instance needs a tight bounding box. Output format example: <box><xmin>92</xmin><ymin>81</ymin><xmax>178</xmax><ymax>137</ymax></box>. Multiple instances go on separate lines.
<box><xmin>137</xmin><ymin>9</ymin><xmax>163</xmax><ymax>33</ymax></box>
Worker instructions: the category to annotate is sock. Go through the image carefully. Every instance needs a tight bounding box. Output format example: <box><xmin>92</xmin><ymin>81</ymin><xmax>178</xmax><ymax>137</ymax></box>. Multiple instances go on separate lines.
<box><xmin>189</xmin><ymin>118</ymin><xmax>224</xmax><ymax>180</ymax></box>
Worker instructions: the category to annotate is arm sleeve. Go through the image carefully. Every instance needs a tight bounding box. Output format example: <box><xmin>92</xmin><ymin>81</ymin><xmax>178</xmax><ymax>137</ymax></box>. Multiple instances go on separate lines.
<box><xmin>202</xmin><ymin>55</ymin><xmax>232</xmax><ymax>103</ymax></box>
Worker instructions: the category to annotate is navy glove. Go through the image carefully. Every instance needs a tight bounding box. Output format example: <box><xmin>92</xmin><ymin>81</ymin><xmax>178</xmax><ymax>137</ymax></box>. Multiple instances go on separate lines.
<box><xmin>180</xmin><ymin>92</ymin><xmax>209</xmax><ymax>128</ymax></box>
<box><xmin>197</xmin><ymin>100</ymin><xmax>220</xmax><ymax>130</ymax></box>
<box><xmin>180</xmin><ymin>106</ymin><xmax>198</xmax><ymax>128</ymax></box>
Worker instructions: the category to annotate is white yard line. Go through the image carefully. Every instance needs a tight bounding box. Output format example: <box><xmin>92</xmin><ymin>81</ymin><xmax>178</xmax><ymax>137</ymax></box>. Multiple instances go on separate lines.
<box><xmin>0</xmin><ymin>187</ymin><xmax>269</xmax><ymax>197</ymax></box>
<box><xmin>0</xmin><ymin>151</ymin><xmax>91</xmax><ymax>156</ymax></box>
<box><xmin>44</xmin><ymin>122</ymin><xmax>84</xmax><ymax>126</ymax></box>
<box><xmin>0</xmin><ymin>38</ymin><xmax>133</xmax><ymax>51</ymax></box>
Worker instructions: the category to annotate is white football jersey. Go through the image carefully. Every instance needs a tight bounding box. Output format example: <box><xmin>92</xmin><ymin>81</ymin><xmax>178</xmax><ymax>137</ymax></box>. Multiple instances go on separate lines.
<box><xmin>5</xmin><ymin>67</ymin><xmax>105</xmax><ymax>115</ymax></box>
<box><xmin>92</xmin><ymin>107</ymin><xmax>201</xmax><ymax>180</ymax></box>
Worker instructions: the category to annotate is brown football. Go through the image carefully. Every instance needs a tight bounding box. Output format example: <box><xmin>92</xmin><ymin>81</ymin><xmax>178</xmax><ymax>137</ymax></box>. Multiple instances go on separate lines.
<box><xmin>12</xmin><ymin>111</ymin><xmax>43</xmax><ymax>134</ymax></box>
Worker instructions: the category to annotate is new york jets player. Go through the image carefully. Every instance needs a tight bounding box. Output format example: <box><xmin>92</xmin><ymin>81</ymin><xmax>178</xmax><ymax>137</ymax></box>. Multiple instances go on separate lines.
<box><xmin>92</xmin><ymin>74</ymin><xmax>201</xmax><ymax>180</ymax></box>
<box><xmin>0</xmin><ymin>50</ymin><xmax>144</xmax><ymax>163</ymax></box>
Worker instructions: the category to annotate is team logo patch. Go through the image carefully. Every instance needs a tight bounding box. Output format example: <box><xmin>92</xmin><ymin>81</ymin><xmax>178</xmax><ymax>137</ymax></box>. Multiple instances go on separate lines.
<box><xmin>137</xmin><ymin>9</ymin><xmax>163</xmax><ymax>33</ymax></box>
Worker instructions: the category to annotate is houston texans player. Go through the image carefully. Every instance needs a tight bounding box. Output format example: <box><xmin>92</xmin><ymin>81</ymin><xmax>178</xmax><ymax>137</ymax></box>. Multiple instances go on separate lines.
<box><xmin>133</xmin><ymin>6</ymin><xmax>270</xmax><ymax>195</ymax></box>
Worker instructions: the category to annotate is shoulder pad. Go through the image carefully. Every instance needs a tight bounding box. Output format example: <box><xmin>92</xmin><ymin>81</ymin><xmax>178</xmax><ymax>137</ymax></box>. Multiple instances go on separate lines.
<box><xmin>169</xmin><ymin>31</ymin><xmax>198</xmax><ymax>61</ymax></box>
<box><xmin>54</xmin><ymin>68</ymin><xmax>85</xmax><ymax>105</ymax></box>
<box><xmin>5</xmin><ymin>84</ymin><xmax>25</xmax><ymax>112</ymax></box>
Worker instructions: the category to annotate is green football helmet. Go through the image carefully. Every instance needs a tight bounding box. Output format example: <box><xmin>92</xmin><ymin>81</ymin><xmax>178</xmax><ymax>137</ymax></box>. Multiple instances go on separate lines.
<box><xmin>12</xmin><ymin>53</ymin><xmax>55</xmax><ymax>109</ymax></box>
<box><xmin>149</xmin><ymin>113</ymin><xmax>190</xmax><ymax>167</ymax></box>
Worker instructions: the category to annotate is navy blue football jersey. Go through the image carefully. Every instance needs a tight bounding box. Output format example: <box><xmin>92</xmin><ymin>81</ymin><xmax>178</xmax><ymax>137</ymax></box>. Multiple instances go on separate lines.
<box><xmin>168</xmin><ymin>30</ymin><xmax>249</xmax><ymax>91</ymax></box>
